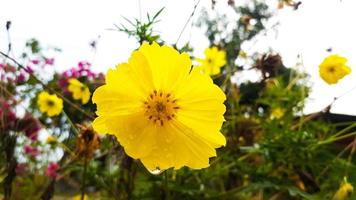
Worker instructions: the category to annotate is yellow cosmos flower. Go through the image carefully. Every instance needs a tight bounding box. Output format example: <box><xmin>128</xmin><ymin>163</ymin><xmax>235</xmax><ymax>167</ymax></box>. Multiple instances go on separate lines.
<box><xmin>92</xmin><ymin>42</ymin><xmax>226</xmax><ymax>171</ymax></box>
<box><xmin>270</xmin><ymin>108</ymin><xmax>285</xmax><ymax>119</ymax></box>
<box><xmin>37</xmin><ymin>91</ymin><xmax>63</xmax><ymax>117</ymax></box>
<box><xmin>46</xmin><ymin>135</ymin><xmax>58</xmax><ymax>144</ymax></box>
<box><xmin>196</xmin><ymin>46</ymin><xmax>226</xmax><ymax>76</ymax></box>
<box><xmin>333</xmin><ymin>182</ymin><xmax>354</xmax><ymax>200</ymax></box>
<box><xmin>68</xmin><ymin>78</ymin><xmax>91</xmax><ymax>104</ymax></box>
<box><xmin>319</xmin><ymin>54</ymin><xmax>351</xmax><ymax>84</ymax></box>
<box><xmin>72</xmin><ymin>194</ymin><xmax>89</xmax><ymax>200</ymax></box>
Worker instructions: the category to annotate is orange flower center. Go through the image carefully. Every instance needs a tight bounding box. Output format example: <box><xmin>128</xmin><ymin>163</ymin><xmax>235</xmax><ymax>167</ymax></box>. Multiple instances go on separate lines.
<box><xmin>144</xmin><ymin>90</ymin><xmax>179</xmax><ymax>126</ymax></box>
<box><xmin>328</xmin><ymin>66</ymin><xmax>336</xmax><ymax>73</ymax></box>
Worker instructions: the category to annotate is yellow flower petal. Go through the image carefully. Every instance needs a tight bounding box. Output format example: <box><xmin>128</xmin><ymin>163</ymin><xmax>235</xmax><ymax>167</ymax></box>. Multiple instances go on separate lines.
<box><xmin>37</xmin><ymin>91</ymin><xmax>63</xmax><ymax>117</ymax></box>
<box><xmin>68</xmin><ymin>78</ymin><xmax>91</xmax><ymax>104</ymax></box>
<box><xmin>92</xmin><ymin>42</ymin><xmax>226</xmax><ymax>171</ymax></box>
<box><xmin>319</xmin><ymin>54</ymin><xmax>351</xmax><ymax>84</ymax></box>
<box><xmin>196</xmin><ymin>46</ymin><xmax>226</xmax><ymax>76</ymax></box>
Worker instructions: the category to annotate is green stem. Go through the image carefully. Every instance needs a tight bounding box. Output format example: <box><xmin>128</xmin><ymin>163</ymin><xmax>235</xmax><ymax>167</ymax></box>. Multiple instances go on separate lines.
<box><xmin>81</xmin><ymin>158</ymin><xmax>88</xmax><ymax>200</ymax></box>
<box><xmin>62</xmin><ymin>110</ymin><xmax>80</xmax><ymax>135</ymax></box>
<box><xmin>317</xmin><ymin>131</ymin><xmax>356</xmax><ymax>146</ymax></box>
<box><xmin>330</xmin><ymin>122</ymin><xmax>356</xmax><ymax>139</ymax></box>
<box><xmin>164</xmin><ymin>171</ymin><xmax>170</xmax><ymax>199</ymax></box>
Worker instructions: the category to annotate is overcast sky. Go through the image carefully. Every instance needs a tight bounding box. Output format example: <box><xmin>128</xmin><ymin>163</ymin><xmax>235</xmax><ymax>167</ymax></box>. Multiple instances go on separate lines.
<box><xmin>1</xmin><ymin>0</ymin><xmax>356</xmax><ymax>115</ymax></box>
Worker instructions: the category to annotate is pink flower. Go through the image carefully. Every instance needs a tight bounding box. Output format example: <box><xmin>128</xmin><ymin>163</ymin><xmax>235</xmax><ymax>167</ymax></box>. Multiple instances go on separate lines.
<box><xmin>17</xmin><ymin>73</ymin><xmax>26</xmax><ymax>83</ymax></box>
<box><xmin>4</xmin><ymin>64</ymin><xmax>16</xmax><ymax>72</ymax></box>
<box><xmin>18</xmin><ymin>113</ymin><xmax>41</xmax><ymax>141</ymax></box>
<box><xmin>44</xmin><ymin>58</ymin><xmax>55</xmax><ymax>65</ymax></box>
<box><xmin>24</xmin><ymin>66</ymin><xmax>34</xmax><ymax>74</ymax></box>
<box><xmin>46</xmin><ymin>162</ymin><xmax>60</xmax><ymax>178</ymax></box>
<box><xmin>23</xmin><ymin>145</ymin><xmax>40</xmax><ymax>157</ymax></box>
<box><xmin>78</xmin><ymin>61</ymin><xmax>91</xmax><ymax>69</ymax></box>
<box><xmin>58</xmin><ymin>79</ymin><xmax>68</xmax><ymax>88</ymax></box>
<box><xmin>6</xmin><ymin>77</ymin><xmax>14</xmax><ymax>83</ymax></box>
<box><xmin>7</xmin><ymin>111</ymin><xmax>16</xmax><ymax>121</ymax></box>
<box><xmin>31</xmin><ymin>59</ymin><xmax>40</xmax><ymax>65</ymax></box>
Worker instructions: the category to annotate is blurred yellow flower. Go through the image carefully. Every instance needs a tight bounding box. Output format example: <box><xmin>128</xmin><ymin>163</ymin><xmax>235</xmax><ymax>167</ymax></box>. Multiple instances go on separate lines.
<box><xmin>72</xmin><ymin>194</ymin><xmax>88</xmax><ymax>200</ymax></box>
<box><xmin>319</xmin><ymin>55</ymin><xmax>351</xmax><ymax>84</ymax></box>
<box><xmin>46</xmin><ymin>135</ymin><xmax>57</xmax><ymax>144</ymax></box>
<box><xmin>92</xmin><ymin>42</ymin><xmax>226</xmax><ymax>171</ymax></box>
<box><xmin>68</xmin><ymin>78</ymin><xmax>91</xmax><ymax>104</ymax></box>
<box><xmin>196</xmin><ymin>46</ymin><xmax>226</xmax><ymax>76</ymax></box>
<box><xmin>333</xmin><ymin>182</ymin><xmax>353</xmax><ymax>200</ymax></box>
<box><xmin>37</xmin><ymin>91</ymin><xmax>63</xmax><ymax>117</ymax></box>
<box><xmin>271</xmin><ymin>108</ymin><xmax>285</xmax><ymax>119</ymax></box>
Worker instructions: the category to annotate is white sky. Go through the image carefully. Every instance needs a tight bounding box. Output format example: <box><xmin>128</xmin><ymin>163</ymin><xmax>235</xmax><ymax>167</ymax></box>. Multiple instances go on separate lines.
<box><xmin>1</xmin><ymin>0</ymin><xmax>356</xmax><ymax>115</ymax></box>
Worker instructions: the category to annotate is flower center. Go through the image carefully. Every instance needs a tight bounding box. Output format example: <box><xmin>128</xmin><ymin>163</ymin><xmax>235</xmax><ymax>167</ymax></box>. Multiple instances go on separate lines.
<box><xmin>328</xmin><ymin>66</ymin><xmax>335</xmax><ymax>73</ymax></box>
<box><xmin>80</xmin><ymin>85</ymin><xmax>86</xmax><ymax>91</ymax></box>
<box><xmin>144</xmin><ymin>90</ymin><xmax>179</xmax><ymax>126</ymax></box>
<box><xmin>47</xmin><ymin>100</ymin><xmax>55</xmax><ymax>107</ymax></box>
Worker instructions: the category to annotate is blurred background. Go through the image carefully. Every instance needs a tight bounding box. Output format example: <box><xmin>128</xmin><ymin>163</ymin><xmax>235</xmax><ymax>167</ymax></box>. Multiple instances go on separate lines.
<box><xmin>1</xmin><ymin>0</ymin><xmax>356</xmax><ymax>115</ymax></box>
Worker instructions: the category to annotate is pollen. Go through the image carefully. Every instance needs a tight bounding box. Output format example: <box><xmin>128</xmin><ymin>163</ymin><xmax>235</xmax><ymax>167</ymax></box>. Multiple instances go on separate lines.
<box><xmin>144</xmin><ymin>90</ymin><xmax>179</xmax><ymax>126</ymax></box>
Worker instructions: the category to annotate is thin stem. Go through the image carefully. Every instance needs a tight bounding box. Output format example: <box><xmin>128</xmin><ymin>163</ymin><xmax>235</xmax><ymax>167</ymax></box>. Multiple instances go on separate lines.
<box><xmin>57</xmin><ymin>142</ymin><xmax>76</xmax><ymax>157</ymax></box>
<box><xmin>175</xmin><ymin>0</ymin><xmax>201</xmax><ymax>45</ymax></box>
<box><xmin>164</xmin><ymin>171</ymin><xmax>170</xmax><ymax>199</ymax></box>
<box><xmin>81</xmin><ymin>158</ymin><xmax>88</xmax><ymax>200</ymax></box>
<box><xmin>62</xmin><ymin>110</ymin><xmax>80</xmax><ymax>135</ymax></box>
<box><xmin>330</xmin><ymin>122</ymin><xmax>356</xmax><ymax>139</ymax></box>
<box><xmin>345</xmin><ymin>136</ymin><xmax>356</xmax><ymax>176</ymax></box>
<box><xmin>317</xmin><ymin>131</ymin><xmax>356</xmax><ymax>146</ymax></box>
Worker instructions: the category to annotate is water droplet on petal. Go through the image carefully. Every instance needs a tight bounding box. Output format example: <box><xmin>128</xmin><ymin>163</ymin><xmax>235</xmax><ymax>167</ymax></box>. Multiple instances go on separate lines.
<box><xmin>148</xmin><ymin>167</ymin><xmax>163</xmax><ymax>175</ymax></box>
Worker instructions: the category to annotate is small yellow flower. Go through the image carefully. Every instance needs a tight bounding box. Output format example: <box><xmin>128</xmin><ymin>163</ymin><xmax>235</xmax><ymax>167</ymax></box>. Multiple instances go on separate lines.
<box><xmin>271</xmin><ymin>108</ymin><xmax>285</xmax><ymax>119</ymax></box>
<box><xmin>333</xmin><ymin>182</ymin><xmax>353</xmax><ymax>200</ymax></box>
<box><xmin>46</xmin><ymin>135</ymin><xmax>57</xmax><ymax>144</ymax></box>
<box><xmin>72</xmin><ymin>194</ymin><xmax>89</xmax><ymax>200</ymax></box>
<box><xmin>92</xmin><ymin>42</ymin><xmax>226</xmax><ymax>171</ymax></box>
<box><xmin>196</xmin><ymin>47</ymin><xmax>226</xmax><ymax>76</ymax></box>
<box><xmin>37</xmin><ymin>91</ymin><xmax>63</xmax><ymax>117</ymax></box>
<box><xmin>68</xmin><ymin>78</ymin><xmax>91</xmax><ymax>104</ymax></box>
<box><xmin>319</xmin><ymin>54</ymin><xmax>351</xmax><ymax>84</ymax></box>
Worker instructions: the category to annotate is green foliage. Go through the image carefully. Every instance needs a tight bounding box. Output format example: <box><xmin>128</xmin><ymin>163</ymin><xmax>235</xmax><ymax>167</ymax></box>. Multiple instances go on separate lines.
<box><xmin>113</xmin><ymin>8</ymin><xmax>164</xmax><ymax>44</ymax></box>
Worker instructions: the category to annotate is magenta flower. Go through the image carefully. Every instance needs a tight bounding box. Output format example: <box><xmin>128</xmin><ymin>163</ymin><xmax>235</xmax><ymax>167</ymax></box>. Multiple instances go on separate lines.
<box><xmin>24</xmin><ymin>66</ymin><xmax>34</xmax><ymax>74</ymax></box>
<box><xmin>44</xmin><ymin>58</ymin><xmax>55</xmax><ymax>65</ymax></box>
<box><xmin>7</xmin><ymin>111</ymin><xmax>16</xmax><ymax>121</ymax></box>
<box><xmin>17</xmin><ymin>73</ymin><xmax>26</xmax><ymax>83</ymax></box>
<box><xmin>17</xmin><ymin>113</ymin><xmax>41</xmax><ymax>141</ymax></box>
<box><xmin>78</xmin><ymin>61</ymin><xmax>91</xmax><ymax>69</ymax></box>
<box><xmin>31</xmin><ymin>59</ymin><xmax>40</xmax><ymax>65</ymax></box>
<box><xmin>45</xmin><ymin>162</ymin><xmax>60</xmax><ymax>178</ymax></box>
<box><xmin>23</xmin><ymin>145</ymin><xmax>40</xmax><ymax>157</ymax></box>
<box><xmin>6</xmin><ymin>77</ymin><xmax>14</xmax><ymax>83</ymax></box>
